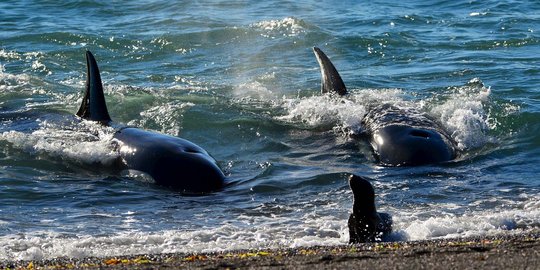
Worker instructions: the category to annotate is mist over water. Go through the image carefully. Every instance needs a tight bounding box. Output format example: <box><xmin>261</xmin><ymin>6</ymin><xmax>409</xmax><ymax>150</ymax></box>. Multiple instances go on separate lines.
<box><xmin>1</xmin><ymin>0</ymin><xmax>539</xmax><ymax>260</ymax></box>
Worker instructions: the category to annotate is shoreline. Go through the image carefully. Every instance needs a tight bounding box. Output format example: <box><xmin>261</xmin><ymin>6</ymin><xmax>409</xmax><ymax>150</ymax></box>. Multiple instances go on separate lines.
<box><xmin>2</xmin><ymin>231</ymin><xmax>539</xmax><ymax>269</ymax></box>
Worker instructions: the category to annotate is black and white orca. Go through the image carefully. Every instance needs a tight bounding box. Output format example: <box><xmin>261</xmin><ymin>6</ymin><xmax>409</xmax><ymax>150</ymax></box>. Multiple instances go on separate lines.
<box><xmin>313</xmin><ymin>47</ymin><xmax>457</xmax><ymax>166</ymax></box>
<box><xmin>77</xmin><ymin>51</ymin><xmax>225</xmax><ymax>193</ymax></box>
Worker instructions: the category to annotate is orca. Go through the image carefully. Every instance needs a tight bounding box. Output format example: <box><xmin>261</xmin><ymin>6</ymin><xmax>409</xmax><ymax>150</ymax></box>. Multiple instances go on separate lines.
<box><xmin>313</xmin><ymin>47</ymin><xmax>457</xmax><ymax>166</ymax></box>
<box><xmin>77</xmin><ymin>51</ymin><xmax>226</xmax><ymax>193</ymax></box>
<box><xmin>347</xmin><ymin>174</ymin><xmax>391</xmax><ymax>243</ymax></box>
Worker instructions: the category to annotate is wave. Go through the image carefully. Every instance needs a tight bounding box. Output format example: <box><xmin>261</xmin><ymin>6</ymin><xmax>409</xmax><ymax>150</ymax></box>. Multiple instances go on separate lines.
<box><xmin>275</xmin><ymin>78</ymin><xmax>509</xmax><ymax>152</ymax></box>
<box><xmin>250</xmin><ymin>17</ymin><xmax>308</xmax><ymax>38</ymax></box>
<box><xmin>1</xmin><ymin>195</ymin><xmax>537</xmax><ymax>261</ymax></box>
<box><xmin>0</xmin><ymin>119</ymin><xmax>118</xmax><ymax>166</ymax></box>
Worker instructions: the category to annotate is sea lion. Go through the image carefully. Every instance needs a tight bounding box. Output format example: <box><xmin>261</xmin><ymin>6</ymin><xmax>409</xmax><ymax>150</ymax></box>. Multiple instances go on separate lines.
<box><xmin>348</xmin><ymin>174</ymin><xmax>392</xmax><ymax>243</ymax></box>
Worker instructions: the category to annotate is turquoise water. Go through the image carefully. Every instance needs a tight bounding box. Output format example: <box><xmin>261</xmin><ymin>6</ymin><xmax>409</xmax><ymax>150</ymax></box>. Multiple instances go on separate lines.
<box><xmin>1</xmin><ymin>0</ymin><xmax>539</xmax><ymax>260</ymax></box>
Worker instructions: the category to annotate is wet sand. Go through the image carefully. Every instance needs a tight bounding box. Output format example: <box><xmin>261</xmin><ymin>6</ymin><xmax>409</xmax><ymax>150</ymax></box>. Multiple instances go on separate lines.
<box><xmin>2</xmin><ymin>231</ymin><xmax>539</xmax><ymax>269</ymax></box>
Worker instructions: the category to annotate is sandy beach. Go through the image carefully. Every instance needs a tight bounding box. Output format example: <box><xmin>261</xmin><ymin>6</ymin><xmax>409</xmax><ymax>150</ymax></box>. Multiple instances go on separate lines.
<box><xmin>2</xmin><ymin>231</ymin><xmax>538</xmax><ymax>270</ymax></box>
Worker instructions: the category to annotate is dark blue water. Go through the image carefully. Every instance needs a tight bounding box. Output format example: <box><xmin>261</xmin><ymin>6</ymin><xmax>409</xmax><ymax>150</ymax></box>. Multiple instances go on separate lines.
<box><xmin>1</xmin><ymin>0</ymin><xmax>539</xmax><ymax>260</ymax></box>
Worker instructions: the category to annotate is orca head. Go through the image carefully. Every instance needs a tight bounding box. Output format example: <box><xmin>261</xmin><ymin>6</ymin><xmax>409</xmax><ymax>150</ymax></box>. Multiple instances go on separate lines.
<box><xmin>149</xmin><ymin>145</ymin><xmax>226</xmax><ymax>193</ymax></box>
<box><xmin>371</xmin><ymin>124</ymin><xmax>455</xmax><ymax>166</ymax></box>
<box><xmin>115</xmin><ymin>128</ymin><xmax>227</xmax><ymax>194</ymax></box>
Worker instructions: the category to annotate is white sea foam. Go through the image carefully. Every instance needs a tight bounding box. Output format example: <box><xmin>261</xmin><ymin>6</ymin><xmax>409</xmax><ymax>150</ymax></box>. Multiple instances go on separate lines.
<box><xmin>0</xmin><ymin>214</ymin><xmax>347</xmax><ymax>261</ymax></box>
<box><xmin>278</xmin><ymin>88</ymin><xmax>411</xmax><ymax>134</ymax></box>
<box><xmin>430</xmin><ymin>78</ymin><xmax>493</xmax><ymax>150</ymax></box>
<box><xmin>277</xmin><ymin>82</ymin><xmax>494</xmax><ymax>150</ymax></box>
<box><xmin>127</xmin><ymin>102</ymin><xmax>194</xmax><ymax>136</ymax></box>
<box><xmin>0</xmin><ymin>119</ymin><xmax>119</xmax><ymax>165</ymax></box>
<box><xmin>469</xmin><ymin>12</ymin><xmax>488</xmax><ymax>17</ymax></box>
<box><xmin>278</xmin><ymin>94</ymin><xmax>367</xmax><ymax>134</ymax></box>
<box><xmin>0</xmin><ymin>49</ymin><xmax>21</xmax><ymax>60</ymax></box>
<box><xmin>173</xmin><ymin>76</ymin><xmax>209</xmax><ymax>92</ymax></box>
<box><xmin>398</xmin><ymin>201</ymin><xmax>540</xmax><ymax>240</ymax></box>
<box><xmin>0</xmin><ymin>197</ymin><xmax>537</xmax><ymax>261</ymax></box>
<box><xmin>31</xmin><ymin>60</ymin><xmax>47</xmax><ymax>72</ymax></box>
<box><xmin>233</xmin><ymin>81</ymin><xmax>277</xmax><ymax>101</ymax></box>
<box><xmin>250</xmin><ymin>17</ymin><xmax>306</xmax><ymax>38</ymax></box>
<box><xmin>0</xmin><ymin>64</ymin><xmax>31</xmax><ymax>91</ymax></box>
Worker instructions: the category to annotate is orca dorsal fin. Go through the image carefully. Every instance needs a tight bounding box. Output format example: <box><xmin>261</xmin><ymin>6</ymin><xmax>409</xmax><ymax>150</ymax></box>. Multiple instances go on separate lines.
<box><xmin>313</xmin><ymin>47</ymin><xmax>347</xmax><ymax>96</ymax></box>
<box><xmin>76</xmin><ymin>51</ymin><xmax>112</xmax><ymax>123</ymax></box>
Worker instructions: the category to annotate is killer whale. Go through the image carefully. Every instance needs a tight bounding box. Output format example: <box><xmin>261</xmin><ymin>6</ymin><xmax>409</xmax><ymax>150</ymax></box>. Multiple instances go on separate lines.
<box><xmin>347</xmin><ymin>174</ymin><xmax>391</xmax><ymax>243</ymax></box>
<box><xmin>313</xmin><ymin>47</ymin><xmax>457</xmax><ymax>166</ymax></box>
<box><xmin>77</xmin><ymin>51</ymin><xmax>225</xmax><ymax>193</ymax></box>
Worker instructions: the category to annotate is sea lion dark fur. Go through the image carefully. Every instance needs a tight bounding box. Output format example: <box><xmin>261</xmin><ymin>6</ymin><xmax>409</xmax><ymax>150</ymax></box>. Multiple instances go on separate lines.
<box><xmin>348</xmin><ymin>174</ymin><xmax>392</xmax><ymax>243</ymax></box>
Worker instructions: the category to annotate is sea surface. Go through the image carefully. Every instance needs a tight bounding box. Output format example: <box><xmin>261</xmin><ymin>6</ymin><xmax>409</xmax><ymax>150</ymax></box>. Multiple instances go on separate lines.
<box><xmin>1</xmin><ymin>0</ymin><xmax>539</xmax><ymax>261</ymax></box>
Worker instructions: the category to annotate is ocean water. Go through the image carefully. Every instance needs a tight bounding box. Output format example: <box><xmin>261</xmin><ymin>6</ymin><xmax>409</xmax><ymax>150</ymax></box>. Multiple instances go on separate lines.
<box><xmin>1</xmin><ymin>0</ymin><xmax>539</xmax><ymax>261</ymax></box>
